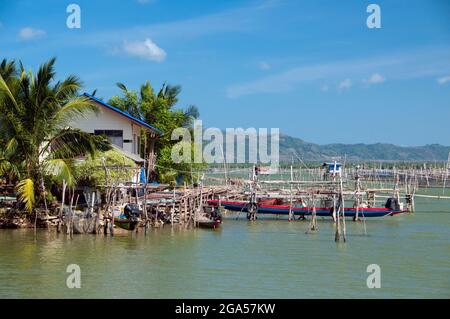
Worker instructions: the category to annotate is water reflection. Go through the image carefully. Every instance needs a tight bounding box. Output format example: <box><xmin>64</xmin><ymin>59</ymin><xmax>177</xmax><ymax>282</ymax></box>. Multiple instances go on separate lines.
<box><xmin>0</xmin><ymin>191</ymin><xmax>449</xmax><ymax>298</ymax></box>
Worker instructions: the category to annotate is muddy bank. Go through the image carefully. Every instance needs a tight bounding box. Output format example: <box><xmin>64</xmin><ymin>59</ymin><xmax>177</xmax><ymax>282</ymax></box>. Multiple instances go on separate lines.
<box><xmin>0</xmin><ymin>207</ymin><xmax>56</xmax><ymax>229</ymax></box>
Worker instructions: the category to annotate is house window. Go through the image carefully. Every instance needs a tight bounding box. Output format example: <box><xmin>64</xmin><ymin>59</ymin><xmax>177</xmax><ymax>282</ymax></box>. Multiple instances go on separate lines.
<box><xmin>94</xmin><ymin>130</ymin><xmax>123</xmax><ymax>148</ymax></box>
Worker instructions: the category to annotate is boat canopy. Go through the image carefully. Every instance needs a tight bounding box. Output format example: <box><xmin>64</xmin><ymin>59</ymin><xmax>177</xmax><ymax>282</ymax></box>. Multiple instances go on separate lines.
<box><xmin>322</xmin><ymin>162</ymin><xmax>342</xmax><ymax>175</ymax></box>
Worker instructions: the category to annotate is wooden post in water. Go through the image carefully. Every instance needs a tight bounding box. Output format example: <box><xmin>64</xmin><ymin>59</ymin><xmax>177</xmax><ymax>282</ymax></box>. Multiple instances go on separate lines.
<box><xmin>101</xmin><ymin>158</ymin><xmax>110</xmax><ymax>235</ymax></box>
<box><xmin>187</xmin><ymin>194</ymin><xmax>192</xmax><ymax>228</ymax></box>
<box><xmin>424</xmin><ymin>163</ymin><xmax>430</xmax><ymax>188</ymax></box>
<box><xmin>39</xmin><ymin>175</ymin><xmax>49</xmax><ymax>234</ymax></box>
<box><xmin>171</xmin><ymin>189</ymin><xmax>175</xmax><ymax>227</ymax></box>
<box><xmin>247</xmin><ymin>165</ymin><xmax>258</xmax><ymax>221</ymax></box>
<box><xmin>181</xmin><ymin>182</ymin><xmax>187</xmax><ymax>226</ymax></box>
<box><xmin>110</xmin><ymin>189</ymin><xmax>116</xmax><ymax>236</ymax></box>
<box><xmin>67</xmin><ymin>189</ymin><xmax>75</xmax><ymax>238</ymax></box>
<box><xmin>334</xmin><ymin>194</ymin><xmax>341</xmax><ymax>242</ymax></box>
<box><xmin>335</xmin><ymin>169</ymin><xmax>347</xmax><ymax>242</ymax></box>
<box><xmin>57</xmin><ymin>179</ymin><xmax>66</xmax><ymax>233</ymax></box>
<box><xmin>288</xmin><ymin>164</ymin><xmax>294</xmax><ymax>222</ymax></box>
<box><xmin>443</xmin><ymin>151</ymin><xmax>450</xmax><ymax>195</ymax></box>
<box><xmin>143</xmin><ymin>140</ymin><xmax>151</xmax><ymax>234</ymax></box>
<box><xmin>66</xmin><ymin>188</ymin><xmax>71</xmax><ymax>235</ymax></box>
<box><xmin>306</xmin><ymin>193</ymin><xmax>318</xmax><ymax>233</ymax></box>
<box><xmin>340</xmin><ymin>175</ymin><xmax>347</xmax><ymax>242</ymax></box>
<box><xmin>220</xmin><ymin>144</ymin><xmax>229</xmax><ymax>199</ymax></box>
<box><xmin>354</xmin><ymin>165</ymin><xmax>361</xmax><ymax>222</ymax></box>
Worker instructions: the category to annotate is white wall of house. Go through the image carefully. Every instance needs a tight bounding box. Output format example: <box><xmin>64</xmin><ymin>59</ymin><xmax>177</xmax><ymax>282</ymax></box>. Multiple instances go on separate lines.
<box><xmin>70</xmin><ymin>103</ymin><xmax>142</xmax><ymax>157</ymax></box>
<box><xmin>131</xmin><ymin>123</ymin><xmax>142</xmax><ymax>156</ymax></box>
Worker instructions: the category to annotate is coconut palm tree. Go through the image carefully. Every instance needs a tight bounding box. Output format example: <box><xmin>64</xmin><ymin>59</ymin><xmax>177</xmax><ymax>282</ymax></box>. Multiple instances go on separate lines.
<box><xmin>0</xmin><ymin>57</ymin><xmax>110</xmax><ymax>212</ymax></box>
<box><xmin>113</xmin><ymin>81</ymin><xmax>199</xmax><ymax>128</ymax></box>
<box><xmin>108</xmin><ymin>81</ymin><xmax>202</xmax><ymax>183</ymax></box>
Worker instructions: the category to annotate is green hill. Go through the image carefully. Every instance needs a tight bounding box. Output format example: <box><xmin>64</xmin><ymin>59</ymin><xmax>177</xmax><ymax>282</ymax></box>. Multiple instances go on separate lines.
<box><xmin>279</xmin><ymin>135</ymin><xmax>450</xmax><ymax>162</ymax></box>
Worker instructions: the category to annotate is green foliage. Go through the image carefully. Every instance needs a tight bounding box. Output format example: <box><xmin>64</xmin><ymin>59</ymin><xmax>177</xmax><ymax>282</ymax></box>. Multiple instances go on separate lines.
<box><xmin>156</xmin><ymin>141</ymin><xmax>204</xmax><ymax>185</ymax></box>
<box><xmin>0</xmin><ymin>140</ymin><xmax>19</xmax><ymax>180</ymax></box>
<box><xmin>108</xmin><ymin>81</ymin><xmax>205</xmax><ymax>184</ymax></box>
<box><xmin>0</xmin><ymin>57</ymin><xmax>111</xmax><ymax>212</ymax></box>
<box><xmin>74</xmin><ymin>149</ymin><xmax>136</xmax><ymax>188</ymax></box>
<box><xmin>278</xmin><ymin>135</ymin><xmax>450</xmax><ymax>162</ymax></box>
<box><xmin>15</xmin><ymin>178</ymin><xmax>34</xmax><ymax>213</ymax></box>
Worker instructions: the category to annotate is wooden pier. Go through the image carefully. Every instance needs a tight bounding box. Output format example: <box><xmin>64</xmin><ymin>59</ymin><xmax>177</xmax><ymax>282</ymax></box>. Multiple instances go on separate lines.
<box><xmin>4</xmin><ymin>159</ymin><xmax>449</xmax><ymax>243</ymax></box>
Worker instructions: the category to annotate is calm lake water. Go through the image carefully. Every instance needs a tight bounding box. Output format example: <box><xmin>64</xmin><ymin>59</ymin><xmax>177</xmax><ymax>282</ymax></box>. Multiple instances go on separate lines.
<box><xmin>0</xmin><ymin>189</ymin><xmax>449</xmax><ymax>299</ymax></box>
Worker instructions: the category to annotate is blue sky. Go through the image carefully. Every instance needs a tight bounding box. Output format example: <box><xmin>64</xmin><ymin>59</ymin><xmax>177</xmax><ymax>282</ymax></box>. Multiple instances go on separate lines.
<box><xmin>1</xmin><ymin>0</ymin><xmax>450</xmax><ymax>146</ymax></box>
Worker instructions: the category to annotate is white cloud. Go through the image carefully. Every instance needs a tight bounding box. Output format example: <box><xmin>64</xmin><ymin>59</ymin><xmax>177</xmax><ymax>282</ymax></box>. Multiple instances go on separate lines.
<box><xmin>337</xmin><ymin>79</ymin><xmax>352</xmax><ymax>91</ymax></box>
<box><xmin>19</xmin><ymin>27</ymin><xmax>46</xmax><ymax>40</ymax></box>
<box><xmin>226</xmin><ymin>47</ymin><xmax>450</xmax><ymax>98</ymax></box>
<box><xmin>259</xmin><ymin>61</ymin><xmax>271</xmax><ymax>70</ymax></box>
<box><xmin>227</xmin><ymin>58</ymin><xmax>393</xmax><ymax>98</ymax></box>
<box><xmin>320</xmin><ymin>84</ymin><xmax>329</xmax><ymax>92</ymax></box>
<box><xmin>122</xmin><ymin>38</ymin><xmax>166</xmax><ymax>62</ymax></box>
<box><xmin>437</xmin><ymin>75</ymin><xmax>450</xmax><ymax>85</ymax></box>
<box><xmin>364</xmin><ymin>73</ymin><xmax>385</xmax><ymax>84</ymax></box>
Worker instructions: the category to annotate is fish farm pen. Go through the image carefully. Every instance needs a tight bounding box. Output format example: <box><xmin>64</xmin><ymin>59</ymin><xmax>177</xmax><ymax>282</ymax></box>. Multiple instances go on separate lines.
<box><xmin>1</xmin><ymin>160</ymin><xmax>449</xmax><ymax>242</ymax></box>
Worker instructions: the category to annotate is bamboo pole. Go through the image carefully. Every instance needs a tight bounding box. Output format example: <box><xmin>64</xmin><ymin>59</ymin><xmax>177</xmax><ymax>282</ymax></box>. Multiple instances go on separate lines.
<box><xmin>288</xmin><ymin>165</ymin><xmax>294</xmax><ymax>221</ymax></box>
<box><xmin>171</xmin><ymin>189</ymin><xmax>175</xmax><ymax>227</ymax></box>
<box><xmin>340</xmin><ymin>174</ymin><xmax>347</xmax><ymax>242</ymax></box>
<box><xmin>57</xmin><ymin>179</ymin><xmax>66</xmax><ymax>233</ymax></box>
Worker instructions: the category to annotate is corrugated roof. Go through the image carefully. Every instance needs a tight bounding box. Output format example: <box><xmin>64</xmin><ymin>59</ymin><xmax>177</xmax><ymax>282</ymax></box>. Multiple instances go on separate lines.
<box><xmin>111</xmin><ymin>144</ymin><xmax>145</xmax><ymax>163</ymax></box>
<box><xmin>83</xmin><ymin>93</ymin><xmax>162</xmax><ymax>135</ymax></box>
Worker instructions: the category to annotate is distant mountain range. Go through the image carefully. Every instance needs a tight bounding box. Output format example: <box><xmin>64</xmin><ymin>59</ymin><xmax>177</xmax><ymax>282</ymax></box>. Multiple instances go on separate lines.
<box><xmin>279</xmin><ymin>134</ymin><xmax>450</xmax><ymax>162</ymax></box>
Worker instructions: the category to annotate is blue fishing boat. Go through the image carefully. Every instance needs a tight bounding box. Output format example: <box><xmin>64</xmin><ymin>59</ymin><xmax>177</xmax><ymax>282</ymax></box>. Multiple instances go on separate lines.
<box><xmin>208</xmin><ymin>198</ymin><xmax>407</xmax><ymax>218</ymax></box>
<box><xmin>113</xmin><ymin>203</ymin><xmax>142</xmax><ymax>231</ymax></box>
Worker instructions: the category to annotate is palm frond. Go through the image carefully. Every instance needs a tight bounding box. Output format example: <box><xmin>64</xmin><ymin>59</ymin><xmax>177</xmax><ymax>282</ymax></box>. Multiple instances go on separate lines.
<box><xmin>117</xmin><ymin>82</ymin><xmax>128</xmax><ymax>93</ymax></box>
<box><xmin>0</xmin><ymin>73</ymin><xmax>20</xmax><ymax>111</ymax></box>
<box><xmin>54</xmin><ymin>74</ymin><xmax>82</xmax><ymax>100</ymax></box>
<box><xmin>44</xmin><ymin>158</ymin><xmax>75</xmax><ymax>186</ymax></box>
<box><xmin>0</xmin><ymin>156</ymin><xmax>20</xmax><ymax>178</ymax></box>
<box><xmin>140</xmin><ymin>81</ymin><xmax>154</xmax><ymax>102</ymax></box>
<box><xmin>183</xmin><ymin>104</ymin><xmax>200</xmax><ymax>127</ymax></box>
<box><xmin>45</xmin><ymin>128</ymin><xmax>111</xmax><ymax>159</ymax></box>
<box><xmin>164</xmin><ymin>84</ymin><xmax>181</xmax><ymax>106</ymax></box>
<box><xmin>0</xmin><ymin>59</ymin><xmax>17</xmax><ymax>81</ymax></box>
<box><xmin>15</xmin><ymin>178</ymin><xmax>35</xmax><ymax>213</ymax></box>
<box><xmin>51</xmin><ymin>96</ymin><xmax>99</xmax><ymax>128</ymax></box>
<box><xmin>36</xmin><ymin>57</ymin><xmax>56</xmax><ymax>90</ymax></box>
<box><xmin>5</xmin><ymin>138</ymin><xmax>18</xmax><ymax>156</ymax></box>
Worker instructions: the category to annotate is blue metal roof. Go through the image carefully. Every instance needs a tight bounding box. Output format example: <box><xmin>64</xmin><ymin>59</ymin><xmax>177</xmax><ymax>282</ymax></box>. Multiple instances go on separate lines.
<box><xmin>324</xmin><ymin>162</ymin><xmax>342</xmax><ymax>166</ymax></box>
<box><xmin>83</xmin><ymin>93</ymin><xmax>162</xmax><ymax>135</ymax></box>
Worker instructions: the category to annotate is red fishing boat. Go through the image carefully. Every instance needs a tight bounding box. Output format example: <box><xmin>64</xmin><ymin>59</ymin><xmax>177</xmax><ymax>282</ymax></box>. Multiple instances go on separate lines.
<box><xmin>208</xmin><ymin>197</ymin><xmax>407</xmax><ymax>218</ymax></box>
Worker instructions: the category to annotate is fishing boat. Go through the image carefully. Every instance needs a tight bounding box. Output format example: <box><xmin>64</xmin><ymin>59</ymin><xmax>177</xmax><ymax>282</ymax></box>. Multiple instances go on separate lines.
<box><xmin>196</xmin><ymin>205</ymin><xmax>222</xmax><ymax>229</ymax></box>
<box><xmin>113</xmin><ymin>203</ymin><xmax>141</xmax><ymax>231</ymax></box>
<box><xmin>208</xmin><ymin>197</ymin><xmax>407</xmax><ymax>218</ymax></box>
<box><xmin>196</xmin><ymin>215</ymin><xmax>222</xmax><ymax>228</ymax></box>
<box><xmin>113</xmin><ymin>217</ymin><xmax>140</xmax><ymax>231</ymax></box>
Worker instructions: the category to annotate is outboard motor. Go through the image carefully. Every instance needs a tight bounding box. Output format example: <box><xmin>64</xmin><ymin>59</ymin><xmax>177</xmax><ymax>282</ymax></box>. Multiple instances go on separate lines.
<box><xmin>124</xmin><ymin>204</ymin><xmax>142</xmax><ymax>220</ymax></box>
<box><xmin>210</xmin><ymin>207</ymin><xmax>222</xmax><ymax>222</ymax></box>
<box><xmin>385</xmin><ymin>197</ymin><xmax>400</xmax><ymax>211</ymax></box>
